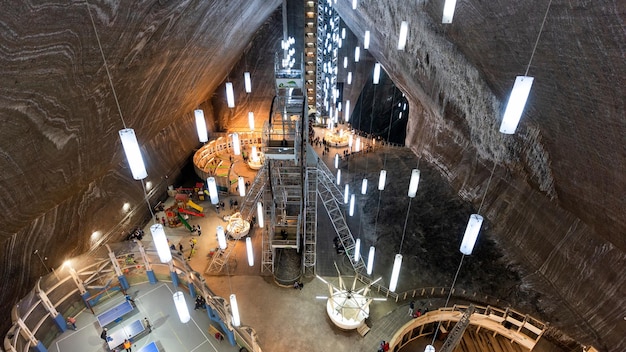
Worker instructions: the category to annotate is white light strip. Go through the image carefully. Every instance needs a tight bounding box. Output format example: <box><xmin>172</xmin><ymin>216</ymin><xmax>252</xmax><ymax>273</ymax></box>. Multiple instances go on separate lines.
<box><xmin>194</xmin><ymin>109</ymin><xmax>208</xmax><ymax>143</ymax></box>
<box><xmin>230</xmin><ymin>294</ymin><xmax>241</xmax><ymax>327</ymax></box>
<box><xmin>345</xmin><ymin>100</ymin><xmax>351</xmax><ymax>122</ymax></box>
<box><xmin>150</xmin><ymin>224</ymin><xmax>171</xmax><ymax>263</ymax></box>
<box><xmin>207</xmin><ymin>177</ymin><xmax>219</xmax><ymax>204</ymax></box>
<box><xmin>173</xmin><ymin>291</ymin><xmax>190</xmax><ymax>323</ymax></box>
<box><xmin>378</xmin><ymin>170</ymin><xmax>387</xmax><ymax>191</ymax></box>
<box><xmin>336</xmin><ymin>169</ymin><xmax>341</xmax><ymax>185</ymax></box>
<box><xmin>238</xmin><ymin>176</ymin><xmax>246</xmax><ymax>197</ymax></box>
<box><xmin>407</xmin><ymin>169</ymin><xmax>420</xmax><ymax>198</ymax></box>
<box><xmin>257</xmin><ymin>202</ymin><xmax>264</xmax><ymax>228</ymax></box>
<box><xmin>389</xmin><ymin>254</ymin><xmax>402</xmax><ymax>292</ymax></box>
<box><xmin>347</xmin><ymin>72</ymin><xmax>352</xmax><ymax>85</ymax></box>
<box><xmin>225</xmin><ymin>82</ymin><xmax>235</xmax><ymax>108</ymax></box>
<box><xmin>500</xmin><ymin>76</ymin><xmax>534</xmax><ymax>134</ymax></box>
<box><xmin>442</xmin><ymin>0</ymin><xmax>457</xmax><ymax>24</ymax></box>
<box><xmin>349</xmin><ymin>194</ymin><xmax>355</xmax><ymax>216</ymax></box>
<box><xmin>364</xmin><ymin>30</ymin><xmax>370</xmax><ymax>50</ymax></box>
<box><xmin>343</xmin><ymin>56</ymin><xmax>348</xmax><ymax>68</ymax></box>
<box><xmin>460</xmin><ymin>214</ymin><xmax>484</xmax><ymax>255</ymax></box>
<box><xmin>244</xmin><ymin>72</ymin><xmax>252</xmax><ymax>93</ymax></box>
<box><xmin>248</xmin><ymin>112</ymin><xmax>255</xmax><ymax>130</ymax></box>
<box><xmin>118</xmin><ymin>128</ymin><xmax>147</xmax><ymax>180</ymax></box>
<box><xmin>232</xmin><ymin>133</ymin><xmax>241</xmax><ymax>155</ymax></box>
<box><xmin>354</xmin><ymin>238</ymin><xmax>361</xmax><ymax>262</ymax></box>
<box><xmin>373</xmin><ymin>62</ymin><xmax>381</xmax><ymax>84</ymax></box>
<box><xmin>344</xmin><ymin>184</ymin><xmax>350</xmax><ymax>204</ymax></box>
<box><xmin>246</xmin><ymin>237</ymin><xmax>254</xmax><ymax>266</ymax></box>
<box><xmin>352</xmin><ymin>0</ymin><xmax>357</xmax><ymax>10</ymax></box>
<box><xmin>354</xmin><ymin>46</ymin><xmax>360</xmax><ymax>62</ymax></box>
<box><xmin>334</xmin><ymin>154</ymin><xmax>339</xmax><ymax>169</ymax></box>
<box><xmin>361</xmin><ymin>178</ymin><xmax>368</xmax><ymax>195</ymax></box>
<box><xmin>398</xmin><ymin>21</ymin><xmax>408</xmax><ymax>50</ymax></box>
<box><xmin>367</xmin><ymin>246</ymin><xmax>375</xmax><ymax>275</ymax></box>
<box><xmin>217</xmin><ymin>226</ymin><xmax>227</xmax><ymax>250</ymax></box>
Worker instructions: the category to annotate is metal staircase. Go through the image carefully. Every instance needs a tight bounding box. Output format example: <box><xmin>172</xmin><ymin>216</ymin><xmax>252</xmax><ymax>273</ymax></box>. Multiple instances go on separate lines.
<box><xmin>303</xmin><ymin>167</ymin><xmax>318</xmax><ymax>275</ymax></box>
<box><xmin>261</xmin><ymin>191</ymin><xmax>273</xmax><ymax>273</ymax></box>
<box><xmin>239</xmin><ymin>165</ymin><xmax>267</xmax><ymax>220</ymax></box>
<box><xmin>204</xmin><ymin>240</ymin><xmax>237</xmax><ymax>274</ymax></box>
<box><xmin>440</xmin><ymin>304</ymin><xmax>476</xmax><ymax>352</ymax></box>
<box><xmin>317</xmin><ymin>168</ymin><xmax>366</xmax><ymax>274</ymax></box>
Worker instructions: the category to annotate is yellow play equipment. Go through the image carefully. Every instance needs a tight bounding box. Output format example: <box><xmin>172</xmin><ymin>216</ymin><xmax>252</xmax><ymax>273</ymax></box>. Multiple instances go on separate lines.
<box><xmin>187</xmin><ymin>200</ymin><xmax>203</xmax><ymax>212</ymax></box>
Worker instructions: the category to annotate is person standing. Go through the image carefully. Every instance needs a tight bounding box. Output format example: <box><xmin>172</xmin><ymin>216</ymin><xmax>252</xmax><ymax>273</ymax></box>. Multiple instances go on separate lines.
<box><xmin>143</xmin><ymin>317</ymin><xmax>152</xmax><ymax>333</ymax></box>
<box><xmin>100</xmin><ymin>328</ymin><xmax>108</xmax><ymax>342</ymax></box>
<box><xmin>66</xmin><ymin>316</ymin><xmax>77</xmax><ymax>330</ymax></box>
<box><xmin>123</xmin><ymin>339</ymin><xmax>132</xmax><ymax>352</ymax></box>
<box><xmin>408</xmin><ymin>301</ymin><xmax>415</xmax><ymax>316</ymax></box>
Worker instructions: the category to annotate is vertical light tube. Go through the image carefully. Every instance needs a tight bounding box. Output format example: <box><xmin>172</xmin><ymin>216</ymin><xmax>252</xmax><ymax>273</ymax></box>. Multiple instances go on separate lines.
<box><xmin>225</xmin><ymin>82</ymin><xmax>235</xmax><ymax>108</ymax></box>
<box><xmin>118</xmin><ymin>128</ymin><xmax>147</xmax><ymax>180</ymax></box>
<box><xmin>207</xmin><ymin>177</ymin><xmax>219</xmax><ymax>204</ymax></box>
<box><xmin>424</xmin><ymin>345</ymin><xmax>436</xmax><ymax>352</ymax></box>
<box><xmin>349</xmin><ymin>194</ymin><xmax>355</xmax><ymax>216</ymax></box>
<box><xmin>378</xmin><ymin>170</ymin><xmax>387</xmax><ymax>191</ymax></box>
<box><xmin>347</xmin><ymin>72</ymin><xmax>352</xmax><ymax>85</ymax></box>
<box><xmin>173</xmin><ymin>291</ymin><xmax>190</xmax><ymax>323</ymax></box>
<box><xmin>500</xmin><ymin>76</ymin><xmax>534</xmax><ymax>134</ymax></box>
<box><xmin>407</xmin><ymin>169</ymin><xmax>420</xmax><ymax>198</ymax></box>
<box><xmin>344</xmin><ymin>184</ymin><xmax>350</xmax><ymax>204</ymax></box>
<box><xmin>257</xmin><ymin>202</ymin><xmax>264</xmax><ymax>228</ymax></box>
<box><xmin>217</xmin><ymin>226</ymin><xmax>227</xmax><ymax>250</ymax></box>
<box><xmin>230</xmin><ymin>294</ymin><xmax>241</xmax><ymax>327</ymax></box>
<box><xmin>248</xmin><ymin>112</ymin><xmax>255</xmax><ymax>130</ymax></box>
<box><xmin>373</xmin><ymin>63</ymin><xmax>381</xmax><ymax>84</ymax></box>
<box><xmin>251</xmin><ymin>146</ymin><xmax>258</xmax><ymax>162</ymax></box>
<box><xmin>354</xmin><ymin>238</ymin><xmax>361</xmax><ymax>262</ymax></box>
<box><xmin>345</xmin><ymin>100</ymin><xmax>351</xmax><ymax>122</ymax></box>
<box><xmin>336</xmin><ymin>169</ymin><xmax>341</xmax><ymax>185</ymax></box>
<box><xmin>361</xmin><ymin>178</ymin><xmax>368</xmax><ymax>195</ymax></box>
<box><xmin>244</xmin><ymin>72</ymin><xmax>252</xmax><ymax>93</ymax></box>
<box><xmin>460</xmin><ymin>214</ymin><xmax>484</xmax><ymax>255</ymax></box>
<box><xmin>355</xmin><ymin>137</ymin><xmax>361</xmax><ymax>152</ymax></box>
<box><xmin>352</xmin><ymin>0</ymin><xmax>357</xmax><ymax>10</ymax></box>
<box><xmin>398</xmin><ymin>21</ymin><xmax>408</xmax><ymax>50</ymax></box>
<box><xmin>348</xmin><ymin>134</ymin><xmax>353</xmax><ymax>148</ymax></box>
<box><xmin>364</xmin><ymin>30</ymin><xmax>370</xmax><ymax>50</ymax></box>
<box><xmin>442</xmin><ymin>0</ymin><xmax>457</xmax><ymax>24</ymax></box>
<box><xmin>343</xmin><ymin>56</ymin><xmax>348</xmax><ymax>68</ymax></box>
<box><xmin>238</xmin><ymin>176</ymin><xmax>246</xmax><ymax>197</ymax></box>
<box><xmin>194</xmin><ymin>109</ymin><xmax>208</xmax><ymax>143</ymax></box>
<box><xmin>341</xmin><ymin>28</ymin><xmax>346</xmax><ymax>39</ymax></box>
<box><xmin>246</xmin><ymin>237</ymin><xmax>254</xmax><ymax>266</ymax></box>
<box><xmin>354</xmin><ymin>46</ymin><xmax>360</xmax><ymax>62</ymax></box>
<box><xmin>389</xmin><ymin>254</ymin><xmax>403</xmax><ymax>292</ymax></box>
<box><xmin>232</xmin><ymin>133</ymin><xmax>241</xmax><ymax>155</ymax></box>
<box><xmin>150</xmin><ymin>224</ymin><xmax>171</xmax><ymax>263</ymax></box>
<box><xmin>367</xmin><ymin>246</ymin><xmax>375</xmax><ymax>275</ymax></box>
<box><xmin>334</xmin><ymin>154</ymin><xmax>339</xmax><ymax>169</ymax></box>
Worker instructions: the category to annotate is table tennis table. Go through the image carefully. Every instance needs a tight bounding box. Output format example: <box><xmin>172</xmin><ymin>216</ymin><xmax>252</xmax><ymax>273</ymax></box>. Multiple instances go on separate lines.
<box><xmin>97</xmin><ymin>300</ymin><xmax>134</xmax><ymax>327</ymax></box>
<box><xmin>136</xmin><ymin>341</ymin><xmax>159</xmax><ymax>352</ymax></box>
<box><xmin>106</xmin><ymin>319</ymin><xmax>145</xmax><ymax>350</ymax></box>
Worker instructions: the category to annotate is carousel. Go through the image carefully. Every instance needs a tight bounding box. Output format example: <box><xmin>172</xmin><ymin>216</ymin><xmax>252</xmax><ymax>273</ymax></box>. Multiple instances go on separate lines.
<box><xmin>323</xmin><ymin>128</ymin><xmax>350</xmax><ymax>147</ymax></box>
<box><xmin>247</xmin><ymin>145</ymin><xmax>265</xmax><ymax>170</ymax></box>
<box><xmin>224</xmin><ymin>212</ymin><xmax>251</xmax><ymax>240</ymax></box>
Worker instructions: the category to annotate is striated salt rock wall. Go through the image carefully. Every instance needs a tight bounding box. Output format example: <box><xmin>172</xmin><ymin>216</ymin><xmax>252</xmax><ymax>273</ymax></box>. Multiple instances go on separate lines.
<box><xmin>0</xmin><ymin>0</ymin><xmax>280</xmax><ymax>338</ymax></box>
<box><xmin>336</xmin><ymin>0</ymin><xmax>625</xmax><ymax>350</ymax></box>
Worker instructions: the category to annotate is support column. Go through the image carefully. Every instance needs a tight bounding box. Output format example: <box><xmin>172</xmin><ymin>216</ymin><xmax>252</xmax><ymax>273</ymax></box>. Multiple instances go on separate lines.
<box><xmin>16</xmin><ymin>318</ymin><xmax>47</xmax><ymax>352</ymax></box>
<box><xmin>206</xmin><ymin>303</ymin><xmax>235</xmax><ymax>346</ymax></box>
<box><xmin>135</xmin><ymin>240</ymin><xmax>157</xmax><ymax>284</ymax></box>
<box><xmin>169</xmin><ymin>261</ymin><xmax>179</xmax><ymax>287</ymax></box>
<box><xmin>106</xmin><ymin>244</ymin><xmax>129</xmax><ymax>290</ymax></box>
<box><xmin>66</xmin><ymin>264</ymin><xmax>89</xmax><ymax>308</ymax></box>
<box><xmin>37</xmin><ymin>280</ymin><xmax>66</xmax><ymax>332</ymax></box>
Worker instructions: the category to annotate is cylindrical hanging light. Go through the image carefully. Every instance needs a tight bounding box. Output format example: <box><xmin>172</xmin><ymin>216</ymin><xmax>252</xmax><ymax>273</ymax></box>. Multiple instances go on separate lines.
<box><xmin>354</xmin><ymin>46</ymin><xmax>360</xmax><ymax>62</ymax></box>
<box><xmin>344</xmin><ymin>184</ymin><xmax>350</xmax><ymax>204</ymax></box>
<box><xmin>150</xmin><ymin>223</ymin><xmax>171</xmax><ymax>263</ymax></box>
<box><xmin>398</xmin><ymin>21</ymin><xmax>409</xmax><ymax>50</ymax></box>
<box><xmin>347</xmin><ymin>72</ymin><xmax>352</xmax><ymax>85</ymax></box>
<box><xmin>334</xmin><ymin>154</ymin><xmax>339</xmax><ymax>169</ymax></box>
<box><xmin>118</xmin><ymin>128</ymin><xmax>148</xmax><ymax>180</ymax></box>
<box><xmin>367</xmin><ymin>246</ymin><xmax>375</xmax><ymax>275</ymax></box>
<box><xmin>352</xmin><ymin>0</ymin><xmax>357</xmax><ymax>10</ymax></box>
<box><xmin>173</xmin><ymin>291</ymin><xmax>190</xmax><ymax>323</ymax></box>
<box><xmin>248</xmin><ymin>112</ymin><xmax>255</xmax><ymax>130</ymax></box>
<box><xmin>355</xmin><ymin>137</ymin><xmax>361</xmax><ymax>152</ymax></box>
<box><xmin>407</xmin><ymin>169</ymin><xmax>420</xmax><ymax>198</ymax></box>
<box><xmin>424</xmin><ymin>345</ymin><xmax>435</xmax><ymax>352</ymax></box>
<box><xmin>389</xmin><ymin>254</ymin><xmax>403</xmax><ymax>292</ymax></box>
<box><xmin>500</xmin><ymin>76</ymin><xmax>534</xmax><ymax>134</ymax></box>
<box><xmin>246</xmin><ymin>237</ymin><xmax>254</xmax><ymax>266</ymax></box>
<box><xmin>251</xmin><ymin>146</ymin><xmax>259</xmax><ymax>162</ymax></box>
<box><xmin>373</xmin><ymin>63</ymin><xmax>381</xmax><ymax>84</ymax></box>
<box><xmin>354</xmin><ymin>238</ymin><xmax>361</xmax><ymax>262</ymax></box>
<box><xmin>217</xmin><ymin>226</ymin><xmax>227</xmax><ymax>250</ymax></box>
<box><xmin>460</xmin><ymin>214</ymin><xmax>484</xmax><ymax>255</ymax></box>
<box><xmin>336</xmin><ymin>169</ymin><xmax>341</xmax><ymax>185</ymax></box>
<box><xmin>364</xmin><ymin>30</ymin><xmax>370</xmax><ymax>50</ymax></box>
<box><xmin>378</xmin><ymin>170</ymin><xmax>387</xmax><ymax>191</ymax></box>
<box><xmin>343</xmin><ymin>56</ymin><xmax>348</xmax><ymax>69</ymax></box>
<box><xmin>238</xmin><ymin>176</ymin><xmax>246</xmax><ymax>197</ymax></box>
<box><xmin>194</xmin><ymin>109</ymin><xmax>208</xmax><ymax>143</ymax></box>
<box><xmin>361</xmin><ymin>178</ymin><xmax>368</xmax><ymax>195</ymax></box>
<box><xmin>232</xmin><ymin>133</ymin><xmax>241</xmax><ymax>155</ymax></box>
<box><xmin>257</xmin><ymin>201</ymin><xmax>264</xmax><ymax>228</ymax></box>
<box><xmin>345</xmin><ymin>100</ymin><xmax>351</xmax><ymax>122</ymax></box>
<box><xmin>349</xmin><ymin>194</ymin><xmax>355</xmax><ymax>216</ymax></box>
<box><xmin>244</xmin><ymin>72</ymin><xmax>252</xmax><ymax>93</ymax></box>
<box><xmin>348</xmin><ymin>134</ymin><xmax>353</xmax><ymax>148</ymax></box>
<box><xmin>225</xmin><ymin>82</ymin><xmax>235</xmax><ymax>108</ymax></box>
<box><xmin>230</xmin><ymin>293</ymin><xmax>241</xmax><ymax>327</ymax></box>
<box><xmin>341</xmin><ymin>28</ymin><xmax>346</xmax><ymax>39</ymax></box>
<box><xmin>442</xmin><ymin>0</ymin><xmax>457</xmax><ymax>24</ymax></box>
<box><xmin>207</xmin><ymin>177</ymin><xmax>219</xmax><ymax>204</ymax></box>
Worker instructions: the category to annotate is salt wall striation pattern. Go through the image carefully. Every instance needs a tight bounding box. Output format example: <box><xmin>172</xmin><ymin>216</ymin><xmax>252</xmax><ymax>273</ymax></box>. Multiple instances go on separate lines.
<box><xmin>336</xmin><ymin>0</ymin><xmax>625</xmax><ymax>351</ymax></box>
<box><xmin>0</xmin><ymin>0</ymin><xmax>280</xmax><ymax>338</ymax></box>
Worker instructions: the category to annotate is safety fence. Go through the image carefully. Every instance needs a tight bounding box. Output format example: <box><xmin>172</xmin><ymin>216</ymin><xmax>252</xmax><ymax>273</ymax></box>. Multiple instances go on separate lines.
<box><xmin>3</xmin><ymin>240</ymin><xmax>262</xmax><ymax>352</ymax></box>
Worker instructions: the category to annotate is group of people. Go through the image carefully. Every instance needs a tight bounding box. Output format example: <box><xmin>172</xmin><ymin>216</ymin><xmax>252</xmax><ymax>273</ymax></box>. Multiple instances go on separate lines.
<box><xmin>191</xmin><ymin>224</ymin><xmax>202</xmax><ymax>236</ymax></box>
<box><xmin>408</xmin><ymin>300</ymin><xmax>428</xmax><ymax>318</ymax></box>
<box><xmin>194</xmin><ymin>295</ymin><xmax>207</xmax><ymax>310</ymax></box>
<box><xmin>100</xmin><ymin>328</ymin><xmax>132</xmax><ymax>352</ymax></box>
<box><xmin>333</xmin><ymin>236</ymin><xmax>345</xmax><ymax>254</ymax></box>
